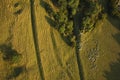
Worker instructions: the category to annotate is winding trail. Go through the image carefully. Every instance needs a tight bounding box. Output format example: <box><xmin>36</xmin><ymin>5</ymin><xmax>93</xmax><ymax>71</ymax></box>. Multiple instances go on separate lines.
<box><xmin>29</xmin><ymin>0</ymin><xmax>45</xmax><ymax>80</ymax></box>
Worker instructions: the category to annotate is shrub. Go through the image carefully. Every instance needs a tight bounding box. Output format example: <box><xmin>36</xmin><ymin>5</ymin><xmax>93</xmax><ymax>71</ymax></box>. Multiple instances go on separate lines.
<box><xmin>6</xmin><ymin>66</ymin><xmax>25</xmax><ymax>79</ymax></box>
<box><xmin>0</xmin><ymin>44</ymin><xmax>21</xmax><ymax>63</ymax></box>
<box><xmin>81</xmin><ymin>1</ymin><xmax>103</xmax><ymax>32</ymax></box>
<box><xmin>59</xmin><ymin>25</ymin><xmax>65</xmax><ymax>34</ymax></box>
<box><xmin>108</xmin><ymin>0</ymin><xmax>120</xmax><ymax>17</ymax></box>
<box><xmin>82</xmin><ymin>17</ymin><xmax>94</xmax><ymax>32</ymax></box>
<box><xmin>44</xmin><ymin>0</ymin><xmax>104</xmax><ymax>46</ymax></box>
<box><xmin>42</xmin><ymin>1</ymin><xmax>55</xmax><ymax>17</ymax></box>
<box><xmin>66</xmin><ymin>20</ymin><xmax>74</xmax><ymax>33</ymax></box>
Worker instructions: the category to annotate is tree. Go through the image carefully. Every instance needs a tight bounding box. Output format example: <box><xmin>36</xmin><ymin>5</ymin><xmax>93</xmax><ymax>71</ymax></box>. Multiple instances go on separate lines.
<box><xmin>108</xmin><ymin>0</ymin><xmax>120</xmax><ymax>17</ymax></box>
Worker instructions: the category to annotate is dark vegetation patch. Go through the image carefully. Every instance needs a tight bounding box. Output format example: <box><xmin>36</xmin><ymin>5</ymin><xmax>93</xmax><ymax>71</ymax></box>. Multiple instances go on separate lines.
<box><xmin>0</xmin><ymin>44</ymin><xmax>24</xmax><ymax>79</ymax></box>
<box><xmin>107</xmin><ymin>16</ymin><xmax>120</xmax><ymax>30</ymax></box>
<box><xmin>104</xmin><ymin>53</ymin><xmax>120</xmax><ymax>80</ymax></box>
<box><xmin>40</xmin><ymin>0</ymin><xmax>120</xmax><ymax>47</ymax></box>
<box><xmin>0</xmin><ymin>44</ymin><xmax>21</xmax><ymax>63</ymax></box>
<box><xmin>6</xmin><ymin>66</ymin><xmax>25</xmax><ymax>80</ymax></box>
<box><xmin>13</xmin><ymin>2</ymin><xmax>24</xmax><ymax>15</ymax></box>
<box><xmin>13</xmin><ymin>9</ymin><xmax>23</xmax><ymax>15</ymax></box>
<box><xmin>40</xmin><ymin>0</ymin><xmax>105</xmax><ymax>47</ymax></box>
<box><xmin>14</xmin><ymin>2</ymin><xmax>20</xmax><ymax>8</ymax></box>
<box><xmin>107</xmin><ymin>0</ymin><xmax>120</xmax><ymax>18</ymax></box>
<box><xmin>112</xmin><ymin>33</ymin><xmax>120</xmax><ymax>45</ymax></box>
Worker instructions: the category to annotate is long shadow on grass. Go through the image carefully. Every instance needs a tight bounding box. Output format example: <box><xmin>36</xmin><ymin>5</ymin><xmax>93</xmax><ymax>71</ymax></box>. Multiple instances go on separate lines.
<box><xmin>0</xmin><ymin>44</ymin><xmax>21</xmax><ymax>62</ymax></box>
<box><xmin>7</xmin><ymin>66</ymin><xmax>25</xmax><ymax>79</ymax></box>
<box><xmin>112</xmin><ymin>33</ymin><xmax>120</xmax><ymax>45</ymax></box>
<box><xmin>107</xmin><ymin>16</ymin><xmax>120</xmax><ymax>45</ymax></box>
<box><xmin>107</xmin><ymin>16</ymin><xmax>120</xmax><ymax>30</ymax></box>
<box><xmin>104</xmin><ymin>53</ymin><xmax>120</xmax><ymax>80</ymax></box>
<box><xmin>73</xmin><ymin>13</ymin><xmax>85</xmax><ymax>80</ymax></box>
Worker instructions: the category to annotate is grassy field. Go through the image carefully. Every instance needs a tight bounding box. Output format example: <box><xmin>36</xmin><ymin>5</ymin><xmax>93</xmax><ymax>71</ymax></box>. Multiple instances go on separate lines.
<box><xmin>0</xmin><ymin>0</ymin><xmax>40</xmax><ymax>80</ymax></box>
<box><xmin>80</xmin><ymin>16</ymin><xmax>120</xmax><ymax>80</ymax></box>
<box><xmin>0</xmin><ymin>0</ymin><xmax>120</xmax><ymax>80</ymax></box>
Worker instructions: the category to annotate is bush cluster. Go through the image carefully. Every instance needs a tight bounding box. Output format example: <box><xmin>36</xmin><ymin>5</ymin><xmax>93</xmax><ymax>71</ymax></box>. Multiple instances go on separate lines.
<box><xmin>108</xmin><ymin>0</ymin><xmax>120</xmax><ymax>17</ymax></box>
<box><xmin>43</xmin><ymin>0</ymin><xmax>104</xmax><ymax>46</ymax></box>
<box><xmin>0</xmin><ymin>44</ymin><xmax>23</xmax><ymax>79</ymax></box>
<box><xmin>80</xmin><ymin>1</ymin><xmax>104</xmax><ymax>32</ymax></box>
<box><xmin>0</xmin><ymin>44</ymin><xmax>21</xmax><ymax>63</ymax></box>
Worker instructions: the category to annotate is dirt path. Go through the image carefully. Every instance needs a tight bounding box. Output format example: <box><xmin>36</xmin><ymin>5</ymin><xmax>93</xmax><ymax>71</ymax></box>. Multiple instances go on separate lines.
<box><xmin>29</xmin><ymin>0</ymin><xmax>45</xmax><ymax>80</ymax></box>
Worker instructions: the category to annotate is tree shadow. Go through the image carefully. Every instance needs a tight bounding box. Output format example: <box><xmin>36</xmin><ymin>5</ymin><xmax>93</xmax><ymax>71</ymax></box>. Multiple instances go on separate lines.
<box><xmin>46</xmin><ymin>15</ymin><xmax>74</xmax><ymax>46</ymax></box>
<box><xmin>107</xmin><ymin>16</ymin><xmax>120</xmax><ymax>30</ymax></box>
<box><xmin>106</xmin><ymin>15</ymin><xmax>120</xmax><ymax>46</ymax></box>
<box><xmin>112</xmin><ymin>33</ymin><xmax>120</xmax><ymax>45</ymax></box>
<box><xmin>11</xmin><ymin>66</ymin><xmax>25</xmax><ymax>77</ymax></box>
<box><xmin>40</xmin><ymin>0</ymin><xmax>58</xmax><ymax>9</ymax></box>
<box><xmin>40</xmin><ymin>0</ymin><xmax>55</xmax><ymax>17</ymax></box>
<box><xmin>104</xmin><ymin>53</ymin><xmax>120</xmax><ymax>80</ymax></box>
<box><xmin>45</xmin><ymin>16</ymin><xmax>57</xmax><ymax>28</ymax></box>
<box><xmin>101</xmin><ymin>0</ymin><xmax>119</xmax><ymax>45</ymax></box>
<box><xmin>6</xmin><ymin>66</ymin><xmax>25</xmax><ymax>79</ymax></box>
<box><xmin>0</xmin><ymin>44</ymin><xmax>21</xmax><ymax>62</ymax></box>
